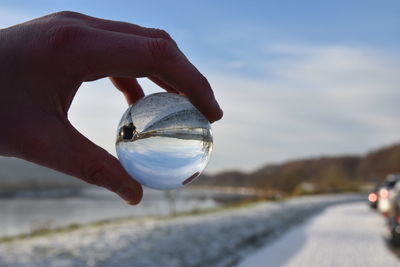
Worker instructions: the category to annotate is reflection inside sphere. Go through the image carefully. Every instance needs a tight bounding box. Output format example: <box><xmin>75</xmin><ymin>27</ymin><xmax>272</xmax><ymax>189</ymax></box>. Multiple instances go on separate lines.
<box><xmin>116</xmin><ymin>93</ymin><xmax>213</xmax><ymax>190</ymax></box>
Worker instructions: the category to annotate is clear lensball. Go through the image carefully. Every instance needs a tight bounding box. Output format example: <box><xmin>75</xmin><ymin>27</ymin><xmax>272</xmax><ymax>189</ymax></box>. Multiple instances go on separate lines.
<box><xmin>116</xmin><ymin>92</ymin><xmax>213</xmax><ymax>190</ymax></box>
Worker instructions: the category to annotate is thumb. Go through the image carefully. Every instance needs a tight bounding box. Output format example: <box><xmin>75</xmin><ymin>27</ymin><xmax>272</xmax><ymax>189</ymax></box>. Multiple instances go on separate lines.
<box><xmin>19</xmin><ymin>119</ymin><xmax>143</xmax><ymax>205</ymax></box>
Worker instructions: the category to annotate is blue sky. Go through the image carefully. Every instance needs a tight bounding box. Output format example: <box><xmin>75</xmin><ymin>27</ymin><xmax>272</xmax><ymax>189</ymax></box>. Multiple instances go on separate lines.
<box><xmin>1</xmin><ymin>1</ymin><xmax>400</xmax><ymax>173</ymax></box>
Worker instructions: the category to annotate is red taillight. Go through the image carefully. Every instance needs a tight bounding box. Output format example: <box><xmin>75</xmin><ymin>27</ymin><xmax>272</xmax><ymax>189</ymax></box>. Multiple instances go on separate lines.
<box><xmin>397</xmin><ymin>215</ymin><xmax>400</xmax><ymax>225</ymax></box>
<box><xmin>368</xmin><ymin>193</ymin><xmax>378</xmax><ymax>202</ymax></box>
<box><xmin>379</xmin><ymin>188</ymin><xmax>389</xmax><ymax>199</ymax></box>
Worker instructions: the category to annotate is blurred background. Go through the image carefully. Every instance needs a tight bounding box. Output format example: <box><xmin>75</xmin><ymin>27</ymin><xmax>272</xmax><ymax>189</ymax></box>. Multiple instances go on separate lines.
<box><xmin>1</xmin><ymin>1</ymin><xmax>400</xmax><ymax>266</ymax></box>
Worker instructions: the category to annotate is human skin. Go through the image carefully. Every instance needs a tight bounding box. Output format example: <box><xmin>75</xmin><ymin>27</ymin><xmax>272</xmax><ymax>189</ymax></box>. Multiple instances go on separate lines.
<box><xmin>0</xmin><ymin>11</ymin><xmax>223</xmax><ymax>204</ymax></box>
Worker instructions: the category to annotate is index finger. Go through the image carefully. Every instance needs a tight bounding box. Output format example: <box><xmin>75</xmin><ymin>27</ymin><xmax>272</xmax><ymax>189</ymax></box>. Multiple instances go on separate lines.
<box><xmin>68</xmin><ymin>27</ymin><xmax>223</xmax><ymax>122</ymax></box>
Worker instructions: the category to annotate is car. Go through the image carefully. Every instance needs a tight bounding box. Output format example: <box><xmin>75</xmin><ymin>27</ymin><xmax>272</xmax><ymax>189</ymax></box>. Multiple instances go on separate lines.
<box><xmin>390</xmin><ymin>190</ymin><xmax>400</xmax><ymax>247</ymax></box>
<box><xmin>377</xmin><ymin>174</ymin><xmax>400</xmax><ymax>217</ymax></box>
<box><xmin>385</xmin><ymin>173</ymin><xmax>400</xmax><ymax>246</ymax></box>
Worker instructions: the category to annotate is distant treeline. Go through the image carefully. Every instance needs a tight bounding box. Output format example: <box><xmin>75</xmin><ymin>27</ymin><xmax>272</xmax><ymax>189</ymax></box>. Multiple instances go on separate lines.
<box><xmin>2</xmin><ymin>143</ymin><xmax>400</xmax><ymax>195</ymax></box>
<box><xmin>195</xmin><ymin>143</ymin><xmax>400</xmax><ymax>195</ymax></box>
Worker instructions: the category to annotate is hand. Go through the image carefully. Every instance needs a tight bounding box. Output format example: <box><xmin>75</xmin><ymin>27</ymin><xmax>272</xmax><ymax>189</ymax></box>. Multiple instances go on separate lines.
<box><xmin>0</xmin><ymin>11</ymin><xmax>223</xmax><ymax>204</ymax></box>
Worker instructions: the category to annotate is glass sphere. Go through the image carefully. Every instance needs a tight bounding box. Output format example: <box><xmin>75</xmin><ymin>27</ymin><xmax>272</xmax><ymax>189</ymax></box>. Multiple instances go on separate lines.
<box><xmin>116</xmin><ymin>93</ymin><xmax>213</xmax><ymax>190</ymax></box>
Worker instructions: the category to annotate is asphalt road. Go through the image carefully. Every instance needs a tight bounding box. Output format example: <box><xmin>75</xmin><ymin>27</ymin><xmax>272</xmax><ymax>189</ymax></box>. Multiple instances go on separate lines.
<box><xmin>237</xmin><ymin>202</ymin><xmax>400</xmax><ymax>267</ymax></box>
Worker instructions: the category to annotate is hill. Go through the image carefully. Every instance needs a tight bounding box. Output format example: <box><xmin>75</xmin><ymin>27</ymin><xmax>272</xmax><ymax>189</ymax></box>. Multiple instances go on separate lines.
<box><xmin>196</xmin><ymin>143</ymin><xmax>400</xmax><ymax>195</ymax></box>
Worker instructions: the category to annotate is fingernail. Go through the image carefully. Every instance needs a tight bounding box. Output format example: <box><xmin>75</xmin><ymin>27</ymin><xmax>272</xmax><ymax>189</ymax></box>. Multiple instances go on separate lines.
<box><xmin>211</xmin><ymin>103</ymin><xmax>223</xmax><ymax>122</ymax></box>
<box><xmin>215</xmin><ymin>99</ymin><xmax>223</xmax><ymax>115</ymax></box>
<box><xmin>118</xmin><ymin>184</ymin><xmax>142</xmax><ymax>205</ymax></box>
<box><xmin>213</xmin><ymin>98</ymin><xmax>222</xmax><ymax>110</ymax></box>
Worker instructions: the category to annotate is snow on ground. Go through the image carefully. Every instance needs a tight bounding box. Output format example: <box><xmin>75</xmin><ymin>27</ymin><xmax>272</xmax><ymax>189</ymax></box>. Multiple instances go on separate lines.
<box><xmin>237</xmin><ymin>202</ymin><xmax>400</xmax><ymax>267</ymax></box>
<box><xmin>0</xmin><ymin>194</ymin><xmax>362</xmax><ymax>267</ymax></box>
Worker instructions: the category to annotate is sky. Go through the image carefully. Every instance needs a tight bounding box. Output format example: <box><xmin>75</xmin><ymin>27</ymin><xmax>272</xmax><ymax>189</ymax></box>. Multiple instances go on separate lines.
<box><xmin>1</xmin><ymin>1</ymin><xmax>399</xmax><ymax>173</ymax></box>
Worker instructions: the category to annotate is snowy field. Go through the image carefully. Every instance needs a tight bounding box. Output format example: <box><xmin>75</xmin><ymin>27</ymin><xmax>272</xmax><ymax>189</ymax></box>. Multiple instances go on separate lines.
<box><xmin>0</xmin><ymin>188</ymin><xmax>224</xmax><ymax>238</ymax></box>
<box><xmin>0</xmin><ymin>194</ymin><xmax>362</xmax><ymax>267</ymax></box>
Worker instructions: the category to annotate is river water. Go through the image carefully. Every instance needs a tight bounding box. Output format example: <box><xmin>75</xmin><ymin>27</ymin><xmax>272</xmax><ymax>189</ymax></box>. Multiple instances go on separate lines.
<box><xmin>0</xmin><ymin>187</ymin><xmax>248</xmax><ymax>238</ymax></box>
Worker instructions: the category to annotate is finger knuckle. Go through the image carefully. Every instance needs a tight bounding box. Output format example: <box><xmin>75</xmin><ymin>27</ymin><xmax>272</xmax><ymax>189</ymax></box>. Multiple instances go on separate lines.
<box><xmin>147</xmin><ymin>28</ymin><xmax>172</xmax><ymax>40</ymax></box>
<box><xmin>81</xmin><ymin>160</ymin><xmax>107</xmax><ymax>186</ymax></box>
<box><xmin>50</xmin><ymin>11</ymin><xmax>84</xmax><ymax>20</ymax></box>
<box><xmin>148</xmin><ymin>38</ymin><xmax>177</xmax><ymax>64</ymax></box>
<box><xmin>46</xmin><ymin>23</ymin><xmax>87</xmax><ymax>49</ymax></box>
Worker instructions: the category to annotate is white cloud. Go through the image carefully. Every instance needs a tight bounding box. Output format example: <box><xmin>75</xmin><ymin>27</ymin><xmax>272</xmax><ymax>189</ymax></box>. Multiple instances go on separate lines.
<box><xmin>205</xmin><ymin>45</ymin><xmax>400</xmax><ymax>172</ymax></box>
